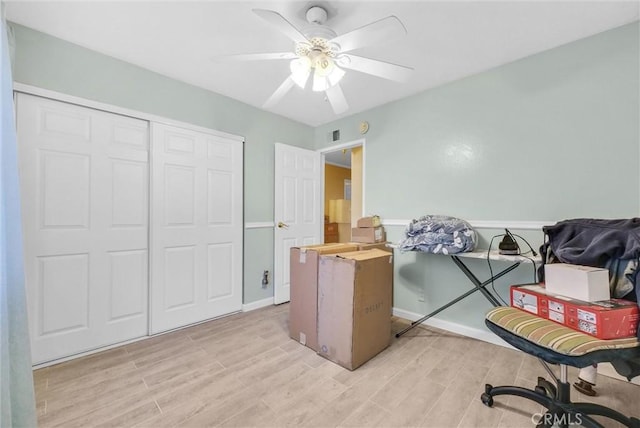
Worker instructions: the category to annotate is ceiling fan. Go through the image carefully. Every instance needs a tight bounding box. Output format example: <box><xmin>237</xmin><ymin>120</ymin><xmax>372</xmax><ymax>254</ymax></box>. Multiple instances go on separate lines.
<box><xmin>217</xmin><ymin>5</ymin><xmax>413</xmax><ymax>114</ymax></box>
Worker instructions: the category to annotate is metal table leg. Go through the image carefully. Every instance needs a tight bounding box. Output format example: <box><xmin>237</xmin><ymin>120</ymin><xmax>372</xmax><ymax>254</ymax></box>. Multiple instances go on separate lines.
<box><xmin>395</xmin><ymin>256</ymin><xmax>521</xmax><ymax>338</ymax></box>
<box><xmin>450</xmin><ymin>256</ymin><xmax>520</xmax><ymax>307</ymax></box>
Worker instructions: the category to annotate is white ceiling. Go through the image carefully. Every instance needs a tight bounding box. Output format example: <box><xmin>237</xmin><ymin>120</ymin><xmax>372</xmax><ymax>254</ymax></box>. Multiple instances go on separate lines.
<box><xmin>5</xmin><ymin>1</ymin><xmax>639</xmax><ymax>127</ymax></box>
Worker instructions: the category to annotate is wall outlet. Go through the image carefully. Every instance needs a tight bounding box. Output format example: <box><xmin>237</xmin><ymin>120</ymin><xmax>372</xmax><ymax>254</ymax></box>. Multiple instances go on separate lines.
<box><xmin>417</xmin><ymin>289</ymin><xmax>425</xmax><ymax>302</ymax></box>
<box><xmin>261</xmin><ymin>270</ymin><xmax>269</xmax><ymax>289</ymax></box>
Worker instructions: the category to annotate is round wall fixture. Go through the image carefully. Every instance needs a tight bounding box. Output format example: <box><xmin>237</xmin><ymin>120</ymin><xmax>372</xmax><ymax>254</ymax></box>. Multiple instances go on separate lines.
<box><xmin>359</xmin><ymin>121</ymin><xmax>370</xmax><ymax>134</ymax></box>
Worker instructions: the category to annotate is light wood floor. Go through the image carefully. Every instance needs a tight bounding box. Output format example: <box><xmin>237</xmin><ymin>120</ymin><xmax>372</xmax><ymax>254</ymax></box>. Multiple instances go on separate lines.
<box><xmin>34</xmin><ymin>304</ymin><xmax>639</xmax><ymax>427</ymax></box>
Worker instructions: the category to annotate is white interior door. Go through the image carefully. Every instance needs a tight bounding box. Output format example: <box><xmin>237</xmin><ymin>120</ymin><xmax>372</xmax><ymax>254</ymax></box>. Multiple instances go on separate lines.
<box><xmin>150</xmin><ymin>123</ymin><xmax>243</xmax><ymax>334</ymax></box>
<box><xmin>16</xmin><ymin>93</ymin><xmax>149</xmax><ymax>364</ymax></box>
<box><xmin>274</xmin><ymin>143</ymin><xmax>322</xmax><ymax>304</ymax></box>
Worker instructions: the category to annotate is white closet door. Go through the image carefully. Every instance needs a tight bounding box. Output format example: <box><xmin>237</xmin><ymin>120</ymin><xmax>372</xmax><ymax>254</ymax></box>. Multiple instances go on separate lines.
<box><xmin>150</xmin><ymin>123</ymin><xmax>243</xmax><ymax>334</ymax></box>
<box><xmin>16</xmin><ymin>93</ymin><xmax>149</xmax><ymax>364</ymax></box>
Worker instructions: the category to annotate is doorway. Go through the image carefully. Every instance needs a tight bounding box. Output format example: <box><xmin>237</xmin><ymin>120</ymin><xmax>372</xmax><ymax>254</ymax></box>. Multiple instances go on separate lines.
<box><xmin>320</xmin><ymin>139</ymin><xmax>365</xmax><ymax>243</ymax></box>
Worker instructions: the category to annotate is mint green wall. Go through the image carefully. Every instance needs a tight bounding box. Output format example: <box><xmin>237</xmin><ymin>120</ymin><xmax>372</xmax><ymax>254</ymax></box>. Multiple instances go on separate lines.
<box><xmin>11</xmin><ymin>21</ymin><xmax>640</xmax><ymax>333</ymax></box>
<box><xmin>316</xmin><ymin>22</ymin><xmax>640</xmax><ymax>331</ymax></box>
<box><xmin>10</xmin><ymin>23</ymin><xmax>314</xmax><ymax>305</ymax></box>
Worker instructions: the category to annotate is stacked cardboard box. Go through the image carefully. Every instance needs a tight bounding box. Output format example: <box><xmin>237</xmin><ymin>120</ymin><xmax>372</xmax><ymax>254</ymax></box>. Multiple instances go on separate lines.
<box><xmin>318</xmin><ymin>249</ymin><xmax>394</xmax><ymax>370</ymax></box>
<box><xmin>544</xmin><ymin>263</ymin><xmax>610</xmax><ymax>302</ymax></box>
<box><xmin>289</xmin><ymin>243</ymin><xmax>359</xmax><ymax>351</ymax></box>
<box><xmin>510</xmin><ymin>283</ymin><xmax>639</xmax><ymax>339</ymax></box>
<box><xmin>351</xmin><ymin>216</ymin><xmax>386</xmax><ymax>243</ymax></box>
<box><xmin>289</xmin><ymin>244</ymin><xmax>394</xmax><ymax>370</ymax></box>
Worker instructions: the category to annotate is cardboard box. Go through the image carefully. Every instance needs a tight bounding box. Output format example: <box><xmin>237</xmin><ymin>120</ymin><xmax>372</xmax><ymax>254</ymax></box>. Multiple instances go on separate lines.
<box><xmin>328</xmin><ymin>199</ymin><xmax>351</xmax><ymax>223</ymax></box>
<box><xmin>510</xmin><ymin>284</ymin><xmax>639</xmax><ymax>339</ymax></box>
<box><xmin>565</xmin><ymin>300</ymin><xmax>639</xmax><ymax>339</ymax></box>
<box><xmin>289</xmin><ymin>243</ymin><xmax>359</xmax><ymax>351</ymax></box>
<box><xmin>351</xmin><ymin>226</ymin><xmax>386</xmax><ymax>243</ymax></box>
<box><xmin>355</xmin><ymin>242</ymin><xmax>392</xmax><ymax>252</ymax></box>
<box><xmin>357</xmin><ymin>216</ymin><xmax>381</xmax><ymax>228</ymax></box>
<box><xmin>511</xmin><ymin>283</ymin><xmax>550</xmax><ymax>317</ymax></box>
<box><xmin>545</xmin><ymin>263</ymin><xmax>610</xmax><ymax>302</ymax></box>
<box><xmin>318</xmin><ymin>249</ymin><xmax>394</xmax><ymax>370</ymax></box>
<box><xmin>324</xmin><ymin>222</ymin><xmax>339</xmax><ymax>243</ymax></box>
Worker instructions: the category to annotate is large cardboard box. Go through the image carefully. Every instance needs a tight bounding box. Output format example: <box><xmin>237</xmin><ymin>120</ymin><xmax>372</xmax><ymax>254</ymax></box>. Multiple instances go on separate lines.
<box><xmin>545</xmin><ymin>263</ymin><xmax>610</xmax><ymax>302</ymax></box>
<box><xmin>355</xmin><ymin>242</ymin><xmax>392</xmax><ymax>252</ymax></box>
<box><xmin>510</xmin><ymin>283</ymin><xmax>639</xmax><ymax>339</ymax></box>
<box><xmin>290</xmin><ymin>243</ymin><xmax>359</xmax><ymax>351</ymax></box>
<box><xmin>351</xmin><ymin>226</ymin><xmax>386</xmax><ymax>243</ymax></box>
<box><xmin>317</xmin><ymin>249</ymin><xmax>394</xmax><ymax>370</ymax></box>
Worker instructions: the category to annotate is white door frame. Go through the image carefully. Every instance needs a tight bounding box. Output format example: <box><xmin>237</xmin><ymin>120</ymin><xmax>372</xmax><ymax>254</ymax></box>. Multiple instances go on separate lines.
<box><xmin>318</xmin><ymin>138</ymin><xmax>366</xmax><ymax>223</ymax></box>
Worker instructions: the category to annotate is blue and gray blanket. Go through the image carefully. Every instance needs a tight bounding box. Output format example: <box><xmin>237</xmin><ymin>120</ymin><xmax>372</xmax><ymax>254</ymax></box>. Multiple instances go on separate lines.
<box><xmin>398</xmin><ymin>215</ymin><xmax>477</xmax><ymax>254</ymax></box>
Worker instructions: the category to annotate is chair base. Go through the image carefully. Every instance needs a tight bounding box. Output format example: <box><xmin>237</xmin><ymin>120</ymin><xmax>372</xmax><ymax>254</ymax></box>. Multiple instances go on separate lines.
<box><xmin>573</xmin><ymin>379</ymin><xmax>597</xmax><ymax>396</ymax></box>
<box><xmin>481</xmin><ymin>378</ymin><xmax>640</xmax><ymax>428</ymax></box>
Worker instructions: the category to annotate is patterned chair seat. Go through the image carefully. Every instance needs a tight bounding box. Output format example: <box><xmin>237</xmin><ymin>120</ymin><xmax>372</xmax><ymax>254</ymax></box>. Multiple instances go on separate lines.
<box><xmin>486</xmin><ymin>306</ymin><xmax>640</xmax><ymax>368</ymax></box>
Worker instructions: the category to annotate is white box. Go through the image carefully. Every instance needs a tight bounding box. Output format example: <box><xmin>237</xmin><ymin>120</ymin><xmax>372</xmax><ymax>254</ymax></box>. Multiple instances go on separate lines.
<box><xmin>544</xmin><ymin>263</ymin><xmax>610</xmax><ymax>302</ymax></box>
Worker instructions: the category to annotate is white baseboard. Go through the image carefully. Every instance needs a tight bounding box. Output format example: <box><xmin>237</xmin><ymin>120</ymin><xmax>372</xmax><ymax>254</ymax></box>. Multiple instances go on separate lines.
<box><xmin>242</xmin><ymin>297</ymin><xmax>274</xmax><ymax>312</ymax></box>
<box><xmin>392</xmin><ymin>307</ymin><xmax>514</xmax><ymax>350</ymax></box>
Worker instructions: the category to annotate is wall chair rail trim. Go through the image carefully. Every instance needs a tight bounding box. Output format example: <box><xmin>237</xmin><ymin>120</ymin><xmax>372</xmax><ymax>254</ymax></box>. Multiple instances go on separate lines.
<box><xmin>382</xmin><ymin>219</ymin><xmax>554</xmax><ymax>230</ymax></box>
<box><xmin>245</xmin><ymin>222</ymin><xmax>275</xmax><ymax>229</ymax></box>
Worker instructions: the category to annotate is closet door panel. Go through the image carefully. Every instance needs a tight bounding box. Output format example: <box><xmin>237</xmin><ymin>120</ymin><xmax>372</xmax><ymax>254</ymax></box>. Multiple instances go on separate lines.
<box><xmin>164</xmin><ymin>164</ymin><xmax>196</xmax><ymax>226</ymax></box>
<box><xmin>17</xmin><ymin>93</ymin><xmax>149</xmax><ymax>364</ymax></box>
<box><xmin>110</xmin><ymin>160</ymin><xmax>147</xmax><ymax>228</ymax></box>
<box><xmin>107</xmin><ymin>249</ymin><xmax>147</xmax><ymax>322</ymax></box>
<box><xmin>150</xmin><ymin>123</ymin><xmax>242</xmax><ymax>334</ymax></box>
<box><xmin>38</xmin><ymin>254</ymin><xmax>90</xmax><ymax>335</ymax></box>
<box><xmin>163</xmin><ymin>245</ymin><xmax>197</xmax><ymax>310</ymax></box>
<box><xmin>207</xmin><ymin>243</ymin><xmax>234</xmax><ymax>300</ymax></box>
<box><xmin>39</xmin><ymin>151</ymin><xmax>91</xmax><ymax>229</ymax></box>
<box><xmin>207</xmin><ymin>170</ymin><xmax>233</xmax><ymax>225</ymax></box>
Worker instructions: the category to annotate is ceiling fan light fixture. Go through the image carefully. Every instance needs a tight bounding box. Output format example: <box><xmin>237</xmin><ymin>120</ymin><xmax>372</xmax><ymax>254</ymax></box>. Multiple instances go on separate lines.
<box><xmin>313</xmin><ymin>53</ymin><xmax>334</xmax><ymax>77</ymax></box>
<box><xmin>312</xmin><ymin>73</ymin><xmax>329</xmax><ymax>92</ymax></box>
<box><xmin>328</xmin><ymin>65</ymin><xmax>345</xmax><ymax>86</ymax></box>
<box><xmin>243</xmin><ymin>7</ymin><xmax>412</xmax><ymax>113</ymax></box>
<box><xmin>289</xmin><ymin>57</ymin><xmax>311</xmax><ymax>88</ymax></box>
<box><xmin>311</xmin><ymin>53</ymin><xmax>344</xmax><ymax>91</ymax></box>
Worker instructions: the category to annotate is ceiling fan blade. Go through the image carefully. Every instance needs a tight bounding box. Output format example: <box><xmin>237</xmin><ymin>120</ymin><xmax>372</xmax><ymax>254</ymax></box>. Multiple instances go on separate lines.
<box><xmin>339</xmin><ymin>54</ymin><xmax>413</xmax><ymax>82</ymax></box>
<box><xmin>263</xmin><ymin>76</ymin><xmax>295</xmax><ymax>109</ymax></box>
<box><xmin>214</xmin><ymin>52</ymin><xmax>298</xmax><ymax>62</ymax></box>
<box><xmin>253</xmin><ymin>9</ymin><xmax>309</xmax><ymax>45</ymax></box>
<box><xmin>330</xmin><ymin>16</ymin><xmax>406</xmax><ymax>53</ymax></box>
<box><xmin>325</xmin><ymin>84</ymin><xmax>349</xmax><ymax>115</ymax></box>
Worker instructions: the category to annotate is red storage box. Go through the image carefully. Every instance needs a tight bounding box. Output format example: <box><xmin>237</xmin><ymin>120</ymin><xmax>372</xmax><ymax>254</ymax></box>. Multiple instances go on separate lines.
<box><xmin>510</xmin><ymin>283</ymin><xmax>639</xmax><ymax>339</ymax></box>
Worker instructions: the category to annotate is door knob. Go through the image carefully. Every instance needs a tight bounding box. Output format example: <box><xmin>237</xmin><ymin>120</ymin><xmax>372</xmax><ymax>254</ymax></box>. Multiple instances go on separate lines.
<box><xmin>277</xmin><ymin>222</ymin><xmax>289</xmax><ymax>229</ymax></box>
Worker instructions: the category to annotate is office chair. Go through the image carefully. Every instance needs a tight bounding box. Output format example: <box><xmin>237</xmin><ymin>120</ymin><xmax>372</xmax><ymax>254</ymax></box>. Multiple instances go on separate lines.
<box><xmin>482</xmin><ymin>307</ymin><xmax>640</xmax><ymax>428</ymax></box>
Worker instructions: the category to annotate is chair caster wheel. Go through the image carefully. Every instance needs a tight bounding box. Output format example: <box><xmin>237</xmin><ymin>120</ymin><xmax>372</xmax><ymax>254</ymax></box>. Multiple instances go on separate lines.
<box><xmin>535</xmin><ymin>377</ymin><xmax>557</xmax><ymax>399</ymax></box>
<box><xmin>480</xmin><ymin>392</ymin><xmax>494</xmax><ymax>407</ymax></box>
<box><xmin>573</xmin><ymin>379</ymin><xmax>596</xmax><ymax>396</ymax></box>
